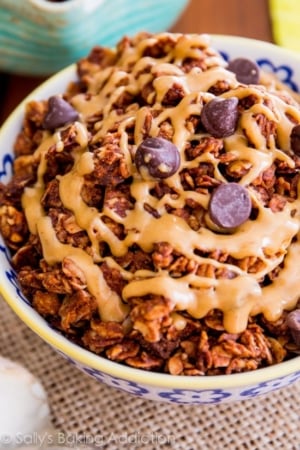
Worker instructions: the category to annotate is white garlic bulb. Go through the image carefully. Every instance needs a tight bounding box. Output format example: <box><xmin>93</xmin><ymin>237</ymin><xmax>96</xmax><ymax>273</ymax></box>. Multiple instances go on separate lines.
<box><xmin>0</xmin><ymin>356</ymin><xmax>51</xmax><ymax>449</ymax></box>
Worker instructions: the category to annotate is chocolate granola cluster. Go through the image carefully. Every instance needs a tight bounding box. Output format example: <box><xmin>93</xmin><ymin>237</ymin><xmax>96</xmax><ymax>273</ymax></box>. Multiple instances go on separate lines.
<box><xmin>1</xmin><ymin>32</ymin><xmax>300</xmax><ymax>375</ymax></box>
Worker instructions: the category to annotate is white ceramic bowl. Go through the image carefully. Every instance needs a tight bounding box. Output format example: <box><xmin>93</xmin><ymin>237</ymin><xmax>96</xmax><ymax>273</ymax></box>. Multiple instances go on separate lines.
<box><xmin>1</xmin><ymin>35</ymin><xmax>300</xmax><ymax>405</ymax></box>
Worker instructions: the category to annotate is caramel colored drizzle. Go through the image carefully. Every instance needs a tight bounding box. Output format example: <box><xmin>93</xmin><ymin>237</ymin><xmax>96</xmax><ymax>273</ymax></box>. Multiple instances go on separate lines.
<box><xmin>21</xmin><ymin>33</ymin><xmax>300</xmax><ymax>331</ymax></box>
<box><xmin>37</xmin><ymin>216</ymin><xmax>128</xmax><ymax>322</ymax></box>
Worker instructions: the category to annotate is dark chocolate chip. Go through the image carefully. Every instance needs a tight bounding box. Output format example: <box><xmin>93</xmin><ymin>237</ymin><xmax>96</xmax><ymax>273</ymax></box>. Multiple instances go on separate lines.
<box><xmin>209</xmin><ymin>182</ymin><xmax>252</xmax><ymax>229</ymax></box>
<box><xmin>290</xmin><ymin>124</ymin><xmax>300</xmax><ymax>155</ymax></box>
<box><xmin>135</xmin><ymin>137</ymin><xmax>180</xmax><ymax>180</ymax></box>
<box><xmin>201</xmin><ymin>97</ymin><xmax>239</xmax><ymax>138</ymax></box>
<box><xmin>227</xmin><ymin>57</ymin><xmax>260</xmax><ymax>85</ymax></box>
<box><xmin>43</xmin><ymin>95</ymin><xmax>79</xmax><ymax>130</ymax></box>
<box><xmin>286</xmin><ymin>309</ymin><xmax>300</xmax><ymax>346</ymax></box>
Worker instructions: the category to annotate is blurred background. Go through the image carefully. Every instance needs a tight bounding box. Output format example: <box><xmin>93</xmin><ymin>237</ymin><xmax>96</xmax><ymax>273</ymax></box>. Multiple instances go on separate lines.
<box><xmin>0</xmin><ymin>0</ymin><xmax>292</xmax><ymax>123</ymax></box>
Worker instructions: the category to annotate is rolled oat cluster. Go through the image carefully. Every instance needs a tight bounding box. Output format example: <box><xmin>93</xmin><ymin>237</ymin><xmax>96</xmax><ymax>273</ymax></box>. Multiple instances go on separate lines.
<box><xmin>1</xmin><ymin>32</ymin><xmax>300</xmax><ymax>375</ymax></box>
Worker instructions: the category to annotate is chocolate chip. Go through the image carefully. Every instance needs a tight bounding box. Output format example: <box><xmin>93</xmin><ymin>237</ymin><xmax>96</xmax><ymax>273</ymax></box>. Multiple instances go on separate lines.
<box><xmin>227</xmin><ymin>57</ymin><xmax>260</xmax><ymax>85</ymax></box>
<box><xmin>290</xmin><ymin>124</ymin><xmax>300</xmax><ymax>155</ymax></box>
<box><xmin>201</xmin><ymin>97</ymin><xmax>239</xmax><ymax>138</ymax></box>
<box><xmin>208</xmin><ymin>182</ymin><xmax>251</xmax><ymax>229</ymax></box>
<box><xmin>135</xmin><ymin>137</ymin><xmax>180</xmax><ymax>180</ymax></box>
<box><xmin>286</xmin><ymin>309</ymin><xmax>300</xmax><ymax>346</ymax></box>
<box><xmin>43</xmin><ymin>95</ymin><xmax>79</xmax><ymax>130</ymax></box>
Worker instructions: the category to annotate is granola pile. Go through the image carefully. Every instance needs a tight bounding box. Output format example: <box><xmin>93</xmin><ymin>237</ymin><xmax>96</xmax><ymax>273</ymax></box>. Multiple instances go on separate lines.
<box><xmin>1</xmin><ymin>32</ymin><xmax>300</xmax><ymax>375</ymax></box>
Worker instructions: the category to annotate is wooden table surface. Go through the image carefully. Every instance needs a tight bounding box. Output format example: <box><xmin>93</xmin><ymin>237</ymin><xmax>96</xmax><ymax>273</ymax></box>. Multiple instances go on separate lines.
<box><xmin>0</xmin><ymin>0</ymin><xmax>273</xmax><ymax>125</ymax></box>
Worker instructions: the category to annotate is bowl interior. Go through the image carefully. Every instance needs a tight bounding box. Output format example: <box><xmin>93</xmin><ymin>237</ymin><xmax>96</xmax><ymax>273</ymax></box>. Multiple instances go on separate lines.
<box><xmin>1</xmin><ymin>35</ymin><xmax>300</xmax><ymax>391</ymax></box>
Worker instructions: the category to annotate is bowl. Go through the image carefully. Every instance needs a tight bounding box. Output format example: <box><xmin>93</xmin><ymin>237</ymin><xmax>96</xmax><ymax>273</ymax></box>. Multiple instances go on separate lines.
<box><xmin>0</xmin><ymin>0</ymin><xmax>189</xmax><ymax>76</ymax></box>
<box><xmin>1</xmin><ymin>34</ymin><xmax>300</xmax><ymax>405</ymax></box>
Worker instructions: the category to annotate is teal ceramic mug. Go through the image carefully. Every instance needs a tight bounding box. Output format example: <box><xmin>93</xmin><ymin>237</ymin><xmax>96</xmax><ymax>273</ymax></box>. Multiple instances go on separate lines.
<box><xmin>0</xmin><ymin>0</ymin><xmax>189</xmax><ymax>75</ymax></box>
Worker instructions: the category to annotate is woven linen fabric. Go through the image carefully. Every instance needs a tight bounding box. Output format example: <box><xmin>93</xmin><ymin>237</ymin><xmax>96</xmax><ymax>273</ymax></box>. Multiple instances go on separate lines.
<box><xmin>0</xmin><ymin>296</ymin><xmax>299</xmax><ymax>450</ymax></box>
<box><xmin>269</xmin><ymin>0</ymin><xmax>300</xmax><ymax>52</ymax></box>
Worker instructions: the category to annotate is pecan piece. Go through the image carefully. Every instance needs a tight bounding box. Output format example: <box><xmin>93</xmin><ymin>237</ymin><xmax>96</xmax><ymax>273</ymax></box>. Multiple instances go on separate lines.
<box><xmin>226</xmin><ymin>358</ymin><xmax>259</xmax><ymax>374</ymax></box>
<box><xmin>125</xmin><ymin>351</ymin><xmax>163</xmax><ymax>370</ymax></box>
<box><xmin>106</xmin><ymin>340</ymin><xmax>139</xmax><ymax>361</ymax></box>
<box><xmin>38</xmin><ymin>266</ymin><xmax>73</xmax><ymax>295</ymax></box>
<box><xmin>130</xmin><ymin>296</ymin><xmax>174</xmax><ymax>343</ymax></box>
<box><xmin>62</xmin><ymin>257</ymin><xmax>87</xmax><ymax>290</ymax></box>
<box><xmin>0</xmin><ymin>205</ymin><xmax>28</xmax><ymax>250</ymax></box>
<box><xmin>59</xmin><ymin>290</ymin><xmax>97</xmax><ymax>331</ymax></box>
<box><xmin>32</xmin><ymin>290</ymin><xmax>61</xmax><ymax>316</ymax></box>
<box><xmin>82</xmin><ymin>319</ymin><xmax>125</xmax><ymax>353</ymax></box>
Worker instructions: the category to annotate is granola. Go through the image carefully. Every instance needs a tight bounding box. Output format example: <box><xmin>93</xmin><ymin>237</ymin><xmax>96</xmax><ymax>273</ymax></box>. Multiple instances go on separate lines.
<box><xmin>1</xmin><ymin>32</ymin><xmax>300</xmax><ymax>375</ymax></box>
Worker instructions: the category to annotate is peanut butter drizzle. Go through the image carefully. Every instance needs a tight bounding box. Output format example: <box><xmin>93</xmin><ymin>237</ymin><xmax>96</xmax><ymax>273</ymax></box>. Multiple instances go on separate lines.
<box><xmin>37</xmin><ymin>216</ymin><xmax>128</xmax><ymax>322</ymax></box>
<box><xmin>22</xmin><ymin>122</ymin><xmax>128</xmax><ymax>321</ymax></box>
<box><xmin>22</xmin><ymin>134</ymin><xmax>54</xmax><ymax>235</ymax></box>
<box><xmin>21</xmin><ymin>33</ymin><xmax>300</xmax><ymax>331</ymax></box>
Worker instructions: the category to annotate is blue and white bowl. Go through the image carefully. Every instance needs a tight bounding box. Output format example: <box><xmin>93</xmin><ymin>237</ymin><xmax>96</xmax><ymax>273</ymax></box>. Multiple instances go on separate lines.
<box><xmin>0</xmin><ymin>0</ymin><xmax>189</xmax><ymax>75</ymax></box>
<box><xmin>0</xmin><ymin>35</ymin><xmax>300</xmax><ymax>405</ymax></box>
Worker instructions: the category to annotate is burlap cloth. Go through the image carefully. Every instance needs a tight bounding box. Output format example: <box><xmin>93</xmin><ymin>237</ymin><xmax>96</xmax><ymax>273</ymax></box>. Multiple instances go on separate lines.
<box><xmin>0</xmin><ymin>296</ymin><xmax>299</xmax><ymax>450</ymax></box>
